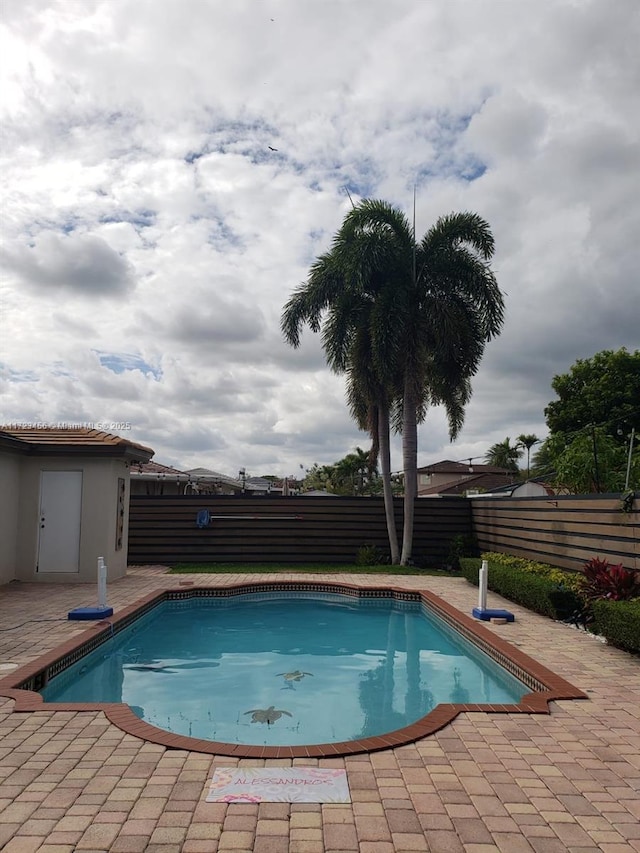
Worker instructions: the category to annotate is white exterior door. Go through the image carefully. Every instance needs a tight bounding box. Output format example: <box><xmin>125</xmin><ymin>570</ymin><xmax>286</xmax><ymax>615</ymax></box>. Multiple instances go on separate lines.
<box><xmin>37</xmin><ymin>471</ymin><xmax>83</xmax><ymax>573</ymax></box>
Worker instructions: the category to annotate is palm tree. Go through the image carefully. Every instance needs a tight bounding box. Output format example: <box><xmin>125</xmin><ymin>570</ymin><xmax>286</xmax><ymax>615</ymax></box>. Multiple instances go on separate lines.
<box><xmin>281</xmin><ymin>227</ymin><xmax>401</xmax><ymax>562</ymax></box>
<box><xmin>397</xmin><ymin>211</ymin><xmax>504</xmax><ymax>562</ymax></box>
<box><xmin>282</xmin><ymin>200</ymin><xmax>504</xmax><ymax>565</ymax></box>
<box><xmin>517</xmin><ymin>433</ymin><xmax>540</xmax><ymax>479</ymax></box>
<box><xmin>332</xmin><ymin>447</ymin><xmax>375</xmax><ymax>495</ymax></box>
<box><xmin>485</xmin><ymin>437</ymin><xmax>523</xmax><ymax>472</ymax></box>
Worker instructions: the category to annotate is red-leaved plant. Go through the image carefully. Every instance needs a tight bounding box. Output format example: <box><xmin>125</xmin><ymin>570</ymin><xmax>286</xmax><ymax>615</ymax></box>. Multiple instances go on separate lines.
<box><xmin>579</xmin><ymin>556</ymin><xmax>640</xmax><ymax>602</ymax></box>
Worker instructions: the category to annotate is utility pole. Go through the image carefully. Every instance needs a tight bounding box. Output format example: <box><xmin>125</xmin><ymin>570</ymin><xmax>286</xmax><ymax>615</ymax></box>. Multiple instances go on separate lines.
<box><xmin>591</xmin><ymin>426</ymin><xmax>601</xmax><ymax>493</ymax></box>
<box><xmin>624</xmin><ymin>427</ymin><xmax>636</xmax><ymax>491</ymax></box>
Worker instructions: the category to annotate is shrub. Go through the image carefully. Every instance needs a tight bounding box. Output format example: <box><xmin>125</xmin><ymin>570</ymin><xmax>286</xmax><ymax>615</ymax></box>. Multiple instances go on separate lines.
<box><xmin>579</xmin><ymin>556</ymin><xmax>640</xmax><ymax>602</ymax></box>
<box><xmin>458</xmin><ymin>557</ymin><xmax>582</xmax><ymax>619</ymax></box>
<box><xmin>461</xmin><ymin>553</ymin><xmax>640</xmax><ymax>654</ymax></box>
<box><xmin>481</xmin><ymin>552</ymin><xmax>582</xmax><ymax>590</ymax></box>
<box><xmin>355</xmin><ymin>543</ymin><xmax>388</xmax><ymax>566</ymax></box>
<box><xmin>446</xmin><ymin>534</ymin><xmax>478</xmax><ymax>570</ymax></box>
<box><xmin>479</xmin><ymin>552</ymin><xmax>583</xmax><ymax>595</ymax></box>
<box><xmin>459</xmin><ymin>557</ymin><xmax>481</xmax><ymax>584</ymax></box>
<box><xmin>591</xmin><ymin>598</ymin><xmax>640</xmax><ymax>654</ymax></box>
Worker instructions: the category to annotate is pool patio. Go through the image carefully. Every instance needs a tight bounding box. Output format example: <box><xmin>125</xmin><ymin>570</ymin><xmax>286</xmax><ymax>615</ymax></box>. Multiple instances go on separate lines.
<box><xmin>1</xmin><ymin>567</ymin><xmax>639</xmax><ymax>852</ymax></box>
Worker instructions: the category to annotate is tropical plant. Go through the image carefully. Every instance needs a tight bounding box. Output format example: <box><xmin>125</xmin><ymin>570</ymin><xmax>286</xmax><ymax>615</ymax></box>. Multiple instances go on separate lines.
<box><xmin>282</xmin><ymin>200</ymin><xmax>504</xmax><ymax>565</ymax></box>
<box><xmin>332</xmin><ymin>447</ymin><xmax>377</xmax><ymax>495</ymax></box>
<box><xmin>484</xmin><ymin>437</ymin><xmax>522</xmax><ymax>472</ymax></box>
<box><xmin>303</xmin><ymin>463</ymin><xmax>337</xmax><ymax>493</ymax></box>
<box><xmin>517</xmin><ymin>433</ymin><xmax>540</xmax><ymax>479</ymax></box>
<box><xmin>579</xmin><ymin>556</ymin><xmax>640</xmax><ymax>602</ymax></box>
<box><xmin>355</xmin><ymin>543</ymin><xmax>388</xmax><ymax>566</ymax></box>
<box><xmin>445</xmin><ymin>533</ymin><xmax>477</xmax><ymax>570</ymax></box>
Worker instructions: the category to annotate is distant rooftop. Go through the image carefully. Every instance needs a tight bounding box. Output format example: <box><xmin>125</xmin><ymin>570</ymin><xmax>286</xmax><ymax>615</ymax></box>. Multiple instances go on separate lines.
<box><xmin>418</xmin><ymin>472</ymin><xmax>522</xmax><ymax>496</ymax></box>
<box><xmin>417</xmin><ymin>459</ymin><xmax>512</xmax><ymax>475</ymax></box>
<box><xmin>184</xmin><ymin>467</ymin><xmax>244</xmax><ymax>487</ymax></box>
<box><xmin>130</xmin><ymin>460</ymin><xmax>190</xmax><ymax>479</ymax></box>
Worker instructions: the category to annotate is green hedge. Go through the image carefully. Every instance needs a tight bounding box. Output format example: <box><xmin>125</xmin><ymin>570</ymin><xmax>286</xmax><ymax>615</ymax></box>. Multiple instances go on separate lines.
<box><xmin>591</xmin><ymin>598</ymin><xmax>640</xmax><ymax>654</ymax></box>
<box><xmin>459</xmin><ymin>557</ymin><xmax>582</xmax><ymax>619</ymax></box>
<box><xmin>460</xmin><ymin>554</ymin><xmax>639</xmax><ymax>654</ymax></box>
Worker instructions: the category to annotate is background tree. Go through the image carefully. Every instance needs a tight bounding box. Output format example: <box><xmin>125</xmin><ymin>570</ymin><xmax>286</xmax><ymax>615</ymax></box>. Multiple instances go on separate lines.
<box><xmin>332</xmin><ymin>447</ymin><xmax>377</xmax><ymax>495</ymax></box>
<box><xmin>530</xmin><ymin>439</ymin><xmax>556</xmax><ymax>479</ymax></box>
<box><xmin>552</xmin><ymin>430</ymin><xmax>639</xmax><ymax>494</ymax></box>
<box><xmin>537</xmin><ymin>348</ymin><xmax>640</xmax><ymax>493</ymax></box>
<box><xmin>484</xmin><ymin>437</ymin><xmax>522</xmax><ymax>472</ymax></box>
<box><xmin>545</xmin><ymin>348</ymin><xmax>640</xmax><ymax>440</ymax></box>
<box><xmin>517</xmin><ymin>433</ymin><xmax>540</xmax><ymax>479</ymax></box>
<box><xmin>303</xmin><ymin>463</ymin><xmax>337</xmax><ymax>492</ymax></box>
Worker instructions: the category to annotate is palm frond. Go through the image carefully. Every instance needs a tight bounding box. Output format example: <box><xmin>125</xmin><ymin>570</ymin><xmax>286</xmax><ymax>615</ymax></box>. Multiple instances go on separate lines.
<box><xmin>421</xmin><ymin>211</ymin><xmax>495</xmax><ymax>260</ymax></box>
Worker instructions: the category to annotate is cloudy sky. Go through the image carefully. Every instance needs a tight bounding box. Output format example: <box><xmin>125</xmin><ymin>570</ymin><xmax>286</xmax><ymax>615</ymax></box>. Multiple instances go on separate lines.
<box><xmin>2</xmin><ymin>0</ymin><xmax>639</xmax><ymax>479</ymax></box>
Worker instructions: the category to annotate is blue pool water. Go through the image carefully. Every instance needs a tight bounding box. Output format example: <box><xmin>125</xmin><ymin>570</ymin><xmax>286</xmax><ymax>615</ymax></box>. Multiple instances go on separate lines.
<box><xmin>42</xmin><ymin>593</ymin><xmax>527</xmax><ymax>746</ymax></box>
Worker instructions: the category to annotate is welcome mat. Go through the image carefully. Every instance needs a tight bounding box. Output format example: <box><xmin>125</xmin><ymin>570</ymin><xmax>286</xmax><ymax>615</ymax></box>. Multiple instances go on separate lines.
<box><xmin>206</xmin><ymin>767</ymin><xmax>351</xmax><ymax>803</ymax></box>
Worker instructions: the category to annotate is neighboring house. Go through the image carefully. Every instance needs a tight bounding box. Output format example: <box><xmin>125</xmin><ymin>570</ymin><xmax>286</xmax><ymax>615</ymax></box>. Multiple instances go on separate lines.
<box><xmin>0</xmin><ymin>427</ymin><xmax>153</xmax><ymax>585</ymax></box>
<box><xmin>129</xmin><ymin>461</ymin><xmax>192</xmax><ymax>495</ymax></box>
<box><xmin>184</xmin><ymin>468</ymin><xmax>244</xmax><ymax>495</ymax></box>
<box><xmin>244</xmin><ymin>476</ymin><xmax>274</xmax><ymax>495</ymax></box>
<box><xmin>243</xmin><ymin>477</ymin><xmax>304</xmax><ymax>496</ymax></box>
<box><xmin>416</xmin><ymin>460</ymin><xmax>515</xmax><ymax>497</ymax></box>
<box><xmin>275</xmin><ymin>477</ymin><xmax>304</xmax><ymax>496</ymax></box>
<box><xmin>131</xmin><ymin>465</ymin><xmax>306</xmax><ymax>497</ymax></box>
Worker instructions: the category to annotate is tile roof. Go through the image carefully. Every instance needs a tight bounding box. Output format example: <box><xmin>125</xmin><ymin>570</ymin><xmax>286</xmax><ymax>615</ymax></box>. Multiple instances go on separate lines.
<box><xmin>417</xmin><ymin>459</ymin><xmax>512</xmax><ymax>475</ymax></box>
<box><xmin>0</xmin><ymin>427</ymin><xmax>154</xmax><ymax>461</ymax></box>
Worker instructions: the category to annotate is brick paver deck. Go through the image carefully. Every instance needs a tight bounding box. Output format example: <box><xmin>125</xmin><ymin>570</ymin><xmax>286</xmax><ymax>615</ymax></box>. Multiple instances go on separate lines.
<box><xmin>1</xmin><ymin>567</ymin><xmax>639</xmax><ymax>852</ymax></box>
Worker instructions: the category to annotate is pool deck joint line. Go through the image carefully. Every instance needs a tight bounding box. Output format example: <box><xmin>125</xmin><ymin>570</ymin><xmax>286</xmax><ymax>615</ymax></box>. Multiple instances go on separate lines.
<box><xmin>0</xmin><ymin>580</ymin><xmax>587</xmax><ymax>758</ymax></box>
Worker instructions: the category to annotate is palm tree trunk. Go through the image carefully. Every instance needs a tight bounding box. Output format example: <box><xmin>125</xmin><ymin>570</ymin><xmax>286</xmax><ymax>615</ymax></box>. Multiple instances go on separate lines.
<box><xmin>379</xmin><ymin>404</ymin><xmax>400</xmax><ymax>564</ymax></box>
<box><xmin>401</xmin><ymin>382</ymin><xmax>418</xmax><ymax>565</ymax></box>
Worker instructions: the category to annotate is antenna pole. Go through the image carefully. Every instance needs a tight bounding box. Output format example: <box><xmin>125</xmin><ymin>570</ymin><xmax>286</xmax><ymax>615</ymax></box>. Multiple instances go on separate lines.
<box><xmin>412</xmin><ymin>184</ymin><xmax>417</xmax><ymax>284</ymax></box>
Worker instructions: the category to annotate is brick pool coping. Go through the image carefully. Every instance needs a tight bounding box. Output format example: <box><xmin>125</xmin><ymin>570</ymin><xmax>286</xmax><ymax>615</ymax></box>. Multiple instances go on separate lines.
<box><xmin>0</xmin><ymin>581</ymin><xmax>587</xmax><ymax>758</ymax></box>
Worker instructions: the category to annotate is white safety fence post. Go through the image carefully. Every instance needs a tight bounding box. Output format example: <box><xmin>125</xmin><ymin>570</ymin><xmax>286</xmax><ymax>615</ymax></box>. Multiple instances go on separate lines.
<box><xmin>97</xmin><ymin>557</ymin><xmax>108</xmax><ymax>609</ymax></box>
<box><xmin>478</xmin><ymin>559</ymin><xmax>488</xmax><ymax>612</ymax></box>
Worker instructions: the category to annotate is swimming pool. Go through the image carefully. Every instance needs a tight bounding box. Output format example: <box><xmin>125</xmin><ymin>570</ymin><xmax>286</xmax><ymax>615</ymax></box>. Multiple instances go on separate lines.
<box><xmin>0</xmin><ymin>582</ymin><xmax>587</xmax><ymax>757</ymax></box>
<box><xmin>39</xmin><ymin>591</ymin><xmax>528</xmax><ymax>747</ymax></box>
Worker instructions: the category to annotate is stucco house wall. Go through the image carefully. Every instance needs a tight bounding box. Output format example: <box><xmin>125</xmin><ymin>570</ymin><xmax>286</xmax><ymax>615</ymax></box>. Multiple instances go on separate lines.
<box><xmin>0</xmin><ymin>452</ymin><xmax>21</xmax><ymax>586</ymax></box>
<box><xmin>0</xmin><ymin>428</ymin><xmax>152</xmax><ymax>585</ymax></box>
<box><xmin>13</xmin><ymin>457</ymin><xmax>133</xmax><ymax>583</ymax></box>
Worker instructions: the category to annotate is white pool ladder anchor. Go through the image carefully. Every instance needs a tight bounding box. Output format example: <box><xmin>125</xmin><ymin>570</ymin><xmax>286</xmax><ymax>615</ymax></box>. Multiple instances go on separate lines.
<box><xmin>471</xmin><ymin>559</ymin><xmax>515</xmax><ymax>623</ymax></box>
<box><xmin>67</xmin><ymin>556</ymin><xmax>115</xmax><ymax>621</ymax></box>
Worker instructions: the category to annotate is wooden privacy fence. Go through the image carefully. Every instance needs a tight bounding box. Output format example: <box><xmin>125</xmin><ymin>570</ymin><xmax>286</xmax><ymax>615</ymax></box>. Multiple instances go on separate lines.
<box><xmin>127</xmin><ymin>495</ymin><xmax>472</xmax><ymax>565</ymax></box>
<box><xmin>471</xmin><ymin>493</ymin><xmax>639</xmax><ymax>573</ymax></box>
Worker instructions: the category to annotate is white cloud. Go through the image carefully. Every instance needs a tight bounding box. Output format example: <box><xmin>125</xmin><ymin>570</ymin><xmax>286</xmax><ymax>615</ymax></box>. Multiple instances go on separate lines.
<box><xmin>1</xmin><ymin>231</ymin><xmax>135</xmax><ymax>295</ymax></box>
<box><xmin>1</xmin><ymin>0</ymin><xmax>639</xmax><ymax>477</ymax></box>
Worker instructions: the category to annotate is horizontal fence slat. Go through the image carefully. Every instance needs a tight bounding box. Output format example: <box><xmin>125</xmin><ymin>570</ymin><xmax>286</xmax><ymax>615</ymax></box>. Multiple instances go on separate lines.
<box><xmin>471</xmin><ymin>493</ymin><xmax>639</xmax><ymax>572</ymax></box>
<box><xmin>127</xmin><ymin>495</ymin><xmax>471</xmax><ymax>565</ymax></box>
<box><xmin>127</xmin><ymin>493</ymin><xmax>639</xmax><ymax>572</ymax></box>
